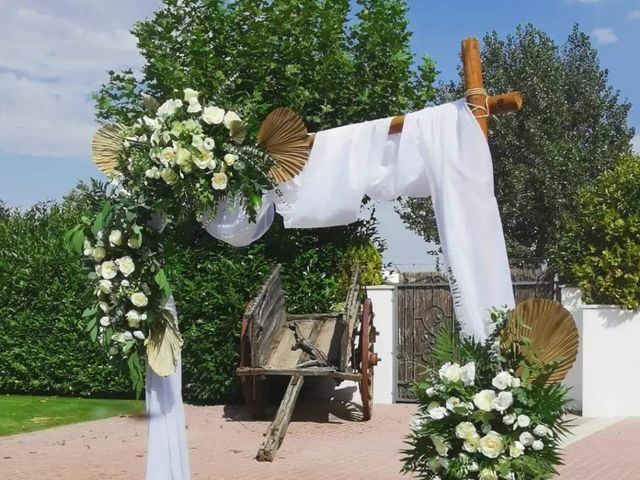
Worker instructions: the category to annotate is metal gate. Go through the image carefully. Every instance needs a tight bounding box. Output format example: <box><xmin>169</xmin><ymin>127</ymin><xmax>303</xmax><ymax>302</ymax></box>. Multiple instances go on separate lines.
<box><xmin>396</xmin><ymin>274</ymin><xmax>559</xmax><ymax>402</ymax></box>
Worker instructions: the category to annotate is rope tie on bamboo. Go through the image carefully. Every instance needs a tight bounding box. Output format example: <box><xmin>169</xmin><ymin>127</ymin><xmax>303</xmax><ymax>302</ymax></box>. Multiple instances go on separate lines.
<box><xmin>464</xmin><ymin>87</ymin><xmax>490</xmax><ymax>119</ymax></box>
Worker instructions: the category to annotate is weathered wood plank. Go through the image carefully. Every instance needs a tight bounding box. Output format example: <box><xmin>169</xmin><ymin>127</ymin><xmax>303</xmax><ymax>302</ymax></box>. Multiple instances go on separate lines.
<box><xmin>236</xmin><ymin>367</ymin><xmax>361</xmax><ymax>381</ymax></box>
<box><xmin>256</xmin><ymin>375</ymin><xmax>304</xmax><ymax>462</ymax></box>
<box><xmin>340</xmin><ymin>269</ymin><xmax>361</xmax><ymax>371</ymax></box>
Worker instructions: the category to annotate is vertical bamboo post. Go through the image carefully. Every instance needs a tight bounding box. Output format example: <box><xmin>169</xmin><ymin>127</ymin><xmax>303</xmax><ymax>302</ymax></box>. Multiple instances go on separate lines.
<box><xmin>462</xmin><ymin>37</ymin><xmax>488</xmax><ymax>137</ymax></box>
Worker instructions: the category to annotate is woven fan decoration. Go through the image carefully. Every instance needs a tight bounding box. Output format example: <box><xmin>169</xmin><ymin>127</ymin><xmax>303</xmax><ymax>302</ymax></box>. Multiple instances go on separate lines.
<box><xmin>258</xmin><ymin>108</ymin><xmax>309</xmax><ymax>183</ymax></box>
<box><xmin>502</xmin><ymin>298</ymin><xmax>579</xmax><ymax>385</ymax></box>
<box><xmin>146</xmin><ymin>309</ymin><xmax>184</xmax><ymax>377</ymax></box>
<box><xmin>92</xmin><ymin>123</ymin><xmax>125</xmax><ymax>177</ymax></box>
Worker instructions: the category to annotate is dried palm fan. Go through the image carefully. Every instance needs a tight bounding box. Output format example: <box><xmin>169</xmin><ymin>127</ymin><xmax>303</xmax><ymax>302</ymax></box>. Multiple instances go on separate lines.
<box><xmin>92</xmin><ymin>123</ymin><xmax>124</xmax><ymax>177</ymax></box>
<box><xmin>229</xmin><ymin>119</ymin><xmax>248</xmax><ymax>145</ymax></box>
<box><xmin>502</xmin><ymin>298</ymin><xmax>579</xmax><ymax>385</ymax></box>
<box><xmin>147</xmin><ymin>309</ymin><xmax>184</xmax><ymax>377</ymax></box>
<box><xmin>257</xmin><ymin>108</ymin><xmax>309</xmax><ymax>183</ymax></box>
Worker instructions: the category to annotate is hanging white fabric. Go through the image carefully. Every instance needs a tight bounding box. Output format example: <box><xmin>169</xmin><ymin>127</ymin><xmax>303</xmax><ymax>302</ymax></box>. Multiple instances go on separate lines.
<box><xmin>275</xmin><ymin>99</ymin><xmax>514</xmax><ymax>340</ymax></box>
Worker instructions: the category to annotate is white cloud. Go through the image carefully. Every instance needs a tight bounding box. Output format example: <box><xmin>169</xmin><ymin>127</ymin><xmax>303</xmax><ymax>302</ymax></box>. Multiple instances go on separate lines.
<box><xmin>630</xmin><ymin>10</ymin><xmax>640</xmax><ymax>20</ymax></box>
<box><xmin>0</xmin><ymin>1</ymin><xmax>161</xmax><ymax>159</ymax></box>
<box><xmin>632</xmin><ymin>135</ymin><xmax>640</xmax><ymax>155</ymax></box>
<box><xmin>591</xmin><ymin>28</ymin><xmax>619</xmax><ymax>45</ymax></box>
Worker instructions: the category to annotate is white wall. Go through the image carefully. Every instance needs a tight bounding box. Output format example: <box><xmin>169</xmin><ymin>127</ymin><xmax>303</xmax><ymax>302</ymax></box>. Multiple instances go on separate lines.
<box><xmin>367</xmin><ymin>285</ymin><xmax>397</xmax><ymax>404</ymax></box>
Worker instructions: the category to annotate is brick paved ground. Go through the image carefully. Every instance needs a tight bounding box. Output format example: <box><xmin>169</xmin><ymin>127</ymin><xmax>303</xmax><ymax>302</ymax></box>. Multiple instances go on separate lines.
<box><xmin>1</xmin><ymin>402</ymin><xmax>638</xmax><ymax>480</ymax></box>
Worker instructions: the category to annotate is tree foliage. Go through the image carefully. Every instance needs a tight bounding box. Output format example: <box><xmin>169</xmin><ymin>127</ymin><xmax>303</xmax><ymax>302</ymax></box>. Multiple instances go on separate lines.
<box><xmin>398</xmin><ymin>24</ymin><xmax>634</xmax><ymax>266</ymax></box>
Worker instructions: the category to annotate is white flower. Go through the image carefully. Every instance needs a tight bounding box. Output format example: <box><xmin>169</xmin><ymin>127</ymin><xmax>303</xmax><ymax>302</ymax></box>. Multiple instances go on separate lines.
<box><xmin>438</xmin><ymin>362</ymin><xmax>462</xmax><ymax>383</ymax></box>
<box><xmin>126</xmin><ymin>310</ymin><xmax>141</xmax><ymax>328</ymax></box>
<box><xmin>532</xmin><ymin>439</ymin><xmax>544</xmax><ymax>451</ymax></box>
<box><xmin>108</xmin><ymin>346</ymin><xmax>119</xmax><ymax>356</ymax></box>
<box><xmin>503</xmin><ymin>414</ymin><xmax>516</xmax><ymax>425</ymax></box>
<box><xmin>492</xmin><ymin>371</ymin><xmax>512</xmax><ymax>390</ymax></box>
<box><xmin>468</xmin><ymin>461</ymin><xmax>479</xmax><ymax>472</ymax></box>
<box><xmin>460</xmin><ymin>362</ymin><xmax>476</xmax><ymax>385</ymax></box>
<box><xmin>427</xmin><ymin>402</ymin><xmax>448</xmax><ymax>420</ymax></box>
<box><xmin>430</xmin><ymin>435</ymin><xmax>450</xmax><ymax>456</ymax></box>
<box><xmin>455</xmin><ymin>421</ymin><xmax>477</xmax><ymax>440</ymax></box>
<box><xmin>176</xmin><ymin>147</ymin><xmax>191</xmax><ymax>166</ymax></box>
<box><xmin>192</xmin><ymin>135</ymin><xmax>204</xmax><ymax>149</ymax></box>
<box><xmin>426</xmin><ymin>387</ymin><xmax>437</xmax><ymax>397</ymax></box>
<box><xmin>224</xmin><ymin>153</ymin><xmax>238</xmax><ymax>166</ymax></box>
<box><xmin>445</xmin><ymin>397</ymin><xmax>461</xmax><ymax>411</ymax></box>
<box><xmin>479</xmin><ymin>431</ymin><xmax>505</xmax><ymax>458</ymax></box>
<box><xmin>223</xmin><ymin>110</ymin><xmax>241</xmax><ymax>129</ymax></box>
<box><xmin>131</xmin><ymin>292</ymin><xmax>148</xmax><ymax>307</ymax></box>
<box><xmin>116</xmin><ymin>256</ymin><xmax>135</xmax><ymax>277</ymax></box>
<box><xmin>473</xmin><ymin>389</ymin><xmax>496</xmax><ymax>412</ymax></box>
<box><xmin>519</xmin><ymin>431</ymin><xmax>535</xmax><ymax>446</ymax></box>
<box><xmin>141</xmin><ymin>313</ymin><xmax>147</xmax><ymax>321</ymax></box>
<box><xmin>211</xmin><ymin>172</ymin><xmax>228</xmax><ymax>190</ymax></box>
<box><xmin>533</xmin><ymin>425</ymin><xmax>549</xmax><ymax>437</ymax></box>
<box><xmin>462</xmin><ymin>433</ymin><xmax>480</xmax><ymax>453</ymax></box>
<box><xmin>157</xmin><ymin>99</ymin><xmax>182</xmax><ymax>118</ymax></box>
<box><xmin>127</xmin><ymin>237</ymin><xmax>141</xmax><ymax>249</ymax></box>
<box><xmin>98</xmin><ymin>280</ymin><xmax>112</xmax><ymax>294</ymax></box>
<box><xmin>207</xmin><ymin>158</ymin><xmax>218</xmax><ymax>170</ymax></box>
<box><xmin>108</xmin><ymin>230</ymin><xmax>123</xmax><ymax>247</ymax></box>
<box><xmin>160</xmin><ymin>147</ymin><xmax>177</xmax><ymax>166</ymax></box>
<box><xmin>161</xmin><ymin>168</ymin><xmax>178</xmax><ymax>185</ymax></box>
<box><xmin>123</xmin><ymin>331</ymin><xmax>134</xmax><ymax>341</ymax></box>
<box><xmin>100</xmin><ymin>261</ymin><xmax>117</xmax><ymax>280</ymax></box>
<box><xmin>187</xmin><ymin>100</ymin><xmax>202</xmax><ymax>113</ymax></box>
<box><xmin>121</xmin><ymin>280</ymin><xmax>130</xmax><ymax>287</ymax></box>
<box><xmin>517</xmin><ymin>414</ymin><xmax>531</xmax><ymax>428</ymax></box>
<box><xmin>202</xmin><ymin>106</ymin><xmax>225</xmax><ymax>125</ymax></box>
<box><xmin>203</xmin><ymin>137</ymin><xmax>215</xmax><ymax>150</ymax></box>
<box><xmin>510</xmin><ymin>377</ymin><xmax>521</xmax><ymax>388</ymax></box>
<box><xmin>99</xmin><ymin>316</ymin><xmax>111</xmax><ymax>327</ymax></box>
<box><xmin>509</xmin><ymin>441</ymin><xmax>525</xmax><ymax>458</ymax></box>
<box><xmin>183</xmin><ymin>88</ymin><xmax>199</xmax><ymax>103</ymax></box>
<box><xmin>194</xmin><ymin>150</ymin><xmax>213</xmax><ymax>170</ymax></box>
<box><xmin>479</xmin><ymin>468</ymin><xmax>498</xmax><ymax>480</ymax></box>
<box><xmin>491</xmin><ymin>391</ymin><xmax>514</xmax><ymax>412</ymax></box>
<box><xmin>145</xmin><ymin>166</ymin><xmax>161</xmax><ymax>179</ymax></box>
<box><xmin>83</xmin><ymin>239</ymin><xmax>93</xmax><ymax>257</ymax></box>
<box><xmin>133</xmin><ymin>330</ymin><xmax>146</xmax><ymax>340</ymax></box>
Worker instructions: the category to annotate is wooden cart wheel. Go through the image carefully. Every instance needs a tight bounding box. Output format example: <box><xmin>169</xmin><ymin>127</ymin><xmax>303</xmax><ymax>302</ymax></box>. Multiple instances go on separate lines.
<box><xmin>357</xmin><ymin>298</ymin><xmax>378</xmax><ymax>421</ymax></box>
<box><xmin>240</xmin><ymin>317</ymin><xmax>268</xmax><ymax>419</ymax></box>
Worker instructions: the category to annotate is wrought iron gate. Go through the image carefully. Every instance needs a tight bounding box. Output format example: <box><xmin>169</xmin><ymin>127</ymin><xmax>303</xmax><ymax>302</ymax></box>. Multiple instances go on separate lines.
<box><xmin>396</xmin><ymin>274</ymin><xmax>559</xmax><ymax>402</ymax></box>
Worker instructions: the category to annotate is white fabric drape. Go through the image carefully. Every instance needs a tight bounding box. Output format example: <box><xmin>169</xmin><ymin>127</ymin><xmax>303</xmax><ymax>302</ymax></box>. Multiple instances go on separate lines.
<box><xmin>275</xmin><ymin>99</ymin><xmax>514</xmax><ymax>340</ymax></box>
<box><xmin>145</xmin><ymin>297</ymin><xmax>190</xmax><ymax>480</ymax></box>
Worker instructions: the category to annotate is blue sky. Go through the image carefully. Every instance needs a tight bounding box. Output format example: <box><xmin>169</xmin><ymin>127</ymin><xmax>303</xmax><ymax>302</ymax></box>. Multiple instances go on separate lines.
<box><xmin>1</xmin><ymin>0</ymin><xmax>639</xmax><ymax>269</ymax></box>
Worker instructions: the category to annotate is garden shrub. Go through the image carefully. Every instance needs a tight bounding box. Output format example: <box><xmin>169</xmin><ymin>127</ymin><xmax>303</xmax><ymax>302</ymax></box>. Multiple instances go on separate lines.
<box><xmin>555</xmin><ymin>155</ymin><xmax>640</xmax><ymax>309</ymax></box>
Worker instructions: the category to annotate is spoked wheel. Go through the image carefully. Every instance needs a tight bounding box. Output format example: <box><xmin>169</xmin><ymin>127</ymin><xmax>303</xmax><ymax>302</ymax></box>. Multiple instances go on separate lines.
<box><xmin>355</xmin><ymin>297</ymin><xmax>378</xmax><ymax>421</ymax></box>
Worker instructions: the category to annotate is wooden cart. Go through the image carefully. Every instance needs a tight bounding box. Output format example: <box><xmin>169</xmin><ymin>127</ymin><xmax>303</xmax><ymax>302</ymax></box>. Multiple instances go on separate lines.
<box><xmin>236</xmin><ymin>266</ymin><xmax>378</xmax><ymax>461</ymax></box>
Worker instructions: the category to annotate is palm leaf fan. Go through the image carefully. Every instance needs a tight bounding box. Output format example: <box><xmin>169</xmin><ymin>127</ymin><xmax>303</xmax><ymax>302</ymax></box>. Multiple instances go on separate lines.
<box><xmin>502</xmin><ymin>298</ymin><xmax>579</xmax><ymax>385</ymax></box>
<box><xmin>146</xmin><ymin>308</ymin><xmax>184</xmax><ymax>377</ymax></box>
<box><xmin>257</xmin><ymin>108</ymin><xmax>309</xmax><ymax>183</ymax></box>
<box><xmin>229</xmin><ymin>120</ymin><xmax>248</xmax><ymax>145</ymax></box>
<box><xmin>92</xmin><ymin>123</ymin><xmax>124</xmax><ymax>177</ymax></box>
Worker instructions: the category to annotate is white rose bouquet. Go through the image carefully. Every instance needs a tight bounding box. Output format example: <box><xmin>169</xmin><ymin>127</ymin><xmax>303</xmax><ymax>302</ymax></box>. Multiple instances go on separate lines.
<box><xmin>402</xmin><ymin>309</ymin><xmax>571</xmax><ymax>480</ymax></box>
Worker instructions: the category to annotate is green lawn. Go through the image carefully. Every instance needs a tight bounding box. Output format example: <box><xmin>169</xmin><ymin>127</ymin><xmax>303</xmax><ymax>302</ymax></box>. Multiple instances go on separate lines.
<box><xmin>0</xmin><ymin>395</ymin><xmax>144</xmax><ymax>437</ymax></box>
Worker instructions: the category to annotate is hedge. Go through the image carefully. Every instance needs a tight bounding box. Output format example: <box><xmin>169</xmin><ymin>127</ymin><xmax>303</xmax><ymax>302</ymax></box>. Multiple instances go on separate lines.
<box><xmin>0</xmin><ymin>183</ymin><xmax>382</xmax><ymax>402</ymax></box>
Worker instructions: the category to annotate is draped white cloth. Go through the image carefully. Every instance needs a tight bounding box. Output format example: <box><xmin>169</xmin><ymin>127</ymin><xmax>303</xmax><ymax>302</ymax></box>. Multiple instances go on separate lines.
<box><xmin>275</xmin><ymin>99</ymin><xmax>515</xmax><ymax>340</ymax></box>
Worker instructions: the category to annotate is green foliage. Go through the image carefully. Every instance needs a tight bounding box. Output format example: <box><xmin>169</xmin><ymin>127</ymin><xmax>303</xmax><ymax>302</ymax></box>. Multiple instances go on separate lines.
<box><xmin>555</xmin><ymin>155</ymin><xmax>640</xmax><ymax>309</ymax></box>
<box><xmin>398</xmin><ymin>24</ymin><xmax>634</xmax><ymax>266</ymax></box>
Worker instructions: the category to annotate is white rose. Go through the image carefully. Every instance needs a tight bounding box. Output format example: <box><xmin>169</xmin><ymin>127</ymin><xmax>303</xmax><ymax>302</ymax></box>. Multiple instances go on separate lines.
<box><xmin>183</xmin><ymin>88</ymin><xmax>199</xmax><ymax>103</ymax></box>
<box><xmin>509</xmin><ymin>440</ymin><xmax>525</xmax><ymax>458</ymax></box>
<box><xmin>445</xmin><ymin>397</ymin><xmax>461</xmax><ymax>411</ymax></box>
<box><xmin>207</xmin><ymin>158</ymin><xmax>218</xmax><ymax>170</ymax></box>
<box><xmin>133</xmin><ymin>330</ymin><xmax>146</xmax><ymax>340</ymax></box>
<box><xmin>160</xmin><ymin>146</ymin><xmax>177</xmax><ymax>166</ymax></box>
<box><xmin>98</xmin><ymin>279</ymin><xmax>112</xmax><ymax>294</ymax></box>
<box><xmin>108</xmin><ymin>230</ymin><xmax>122</xmax><ymax>247</ymax></box>
<box><xmin>145</xmin><ymin>166</ymin><xmax>161</xmax><ymax>179</ymax></box>
<box><xmin>532</xmin><ymin>439</ymin><xmax>544</xmax><ymax>451</ymax></box>
<box><xmin>211</xmin><ymin>172</ymin><xmax>228</xmax><ymax>190</ymax></box>
<box><xmin>224</xmin><ymin>153</ymin><xmax>238</xmax><ymax>166</ymax></box>
<box><xmin>99</xmin><ymin>316</ymin><xmax>111</xmax><ymax>327</ymax></box>
<box><xmin>491</xmin><ymin>391</ymin><xmax>514</xmax><ymax>412</ymax></box>
<box><xmin>473</xmin><ymin>389</ymin><xmax>496</xmax><ymax>412</ymax></box>
<box><xmin>93</xmin><ymin>246</ymin><xmax>106</xmax><ymax>262</ymax></box>
<box><xmin>123</xmin><ymin>331</ymin><xmax>133</xmax><ymax>341</ymax></box>
<box><xmin>533</xmin><ymin>425</ymin><xmax>549</xmax><ymax>437</ymax></box>
<box><xmin>202</xmin><ymin>106</ymin><xmax>225</xmax><ymax>125</ymax></box>
<box><xmin>121</xmin><ymin>279</ymin><xmax>130</xmax><ymax>287</ymax></box>
<box><xmin>427</xmin><ymin>402</ymin><xmax>448</xmax><ymax>420</ymax></box>
<box><xmin>100</xmin><ymin>261</ymin><xmax>117</xmax><ymax>280</ymax></box>
<box><xmin>194</xmin><ymin>150</ymin><xmax>213</xmax><ymax>170</ymax></box>
<box><xmin>519</xmin><ymin>431</ymin><xmax>534</xmax><ymax>446</ymax></box>
<box><xmin>117</xmin><ymin>256</ymin><xmax>135</xmax><ymax>277</ymax></box>
<box><xmin>479</xmin><ymin>431</ymin><xmax>505</xmax><ymax>458</ymax></box>
<box><xmin>438</xmin><ymin>362</ymin><xmax>462</xmax><ymax>383</ymax></box>
<box><xmin>126</xmin><ymin>310</ymin><xmax>141</xmax><ymax>328</ymax></box>
<box><xmin>503</xmin><ymin>414</ymin><xmax>516</xmax><ymax>425</ymax></box>
<box><xmin>131</xmin><ymin>292</ymin><xmax>148</xmax><ymax>307</ymax></box>
<box><xmin>203</xmin><ymin>137</ymin><xmax>215</xmax><ymax>150</ymax></box>
<box><xmin>187</xmin><ymin>100</ymin><xmax>202</xmax><ymax>113</ymax></box>
<box><xmin>492</xmin><ymin>371</ymin><xmax>512</xmax><ymax>390</ymax></box>
<box><xmin>460</xmin><ymin>361</ymin><xmax>476</xmax><ymax>385</ymax></box>
<box><xmin>462</xmin><ymin>433</ymin><xmax>480</xmax><ymax>453</ymax></box>
<box><xmin>157</xmin><ymin>99</ymin><xmax>181</xmax><ymax>118</ymax></box>
<box><xmin>223</xmin><ymin>110</ymin><xmax>241</xmax><ymax>129</ymax></box>
<box><xmin>426</xmin><ymin>387</ymin><xmax>437</xmax><ymax>397</ymax></box>
<box><xmin>455</xmin><ymin>421</ymin><xmax>477</xmax><ymax>440</ymax></box>
<box><xmin>479</xmin><ymin>468</ymin><xmax>498</xmax><ymax>480</ymax></box>
<box><xmin>430</xmin><ymin>435</ymin><xmax>450</xmax><ymax>456</ymax></box>
<box><xmin>517</xmin><ymin>414</ymin><xmax>531</xmax><ymax>428</ymax></box>
<box><xmin>510</xmin><ymin>377</ymin><xmax>521</xmax><ymax>388</ymax></box>
<box><xmin>127</xmin><ymin>237</ymin><xmax>141</xmax><ymax>249</ymax></box>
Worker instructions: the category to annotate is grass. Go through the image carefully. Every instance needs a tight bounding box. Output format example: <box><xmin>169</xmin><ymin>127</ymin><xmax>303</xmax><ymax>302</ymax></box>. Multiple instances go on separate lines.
<box><xmin>0</xmin><ymin>395</ymin><xmax>144</xmax><ymax>437</ymax></box>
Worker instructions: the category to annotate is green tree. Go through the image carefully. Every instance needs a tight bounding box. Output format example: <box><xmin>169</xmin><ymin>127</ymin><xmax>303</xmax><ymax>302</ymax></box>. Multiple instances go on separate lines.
<box><xmin>398</xmin><ymin>24</ymin><xmax>634</xmax><ymax>266</ymax></box>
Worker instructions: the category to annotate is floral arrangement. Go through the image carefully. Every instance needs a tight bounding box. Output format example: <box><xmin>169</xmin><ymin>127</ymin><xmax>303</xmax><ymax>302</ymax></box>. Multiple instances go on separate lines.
<box><xmin>66</xmin><ymin>89</ymin><xmax>282</xmax><ymax>394</ymax></box>
<box><xmin>402</xmin><ymin>310</ymin><xmax>571</xmax><ymax>480</ymax></box>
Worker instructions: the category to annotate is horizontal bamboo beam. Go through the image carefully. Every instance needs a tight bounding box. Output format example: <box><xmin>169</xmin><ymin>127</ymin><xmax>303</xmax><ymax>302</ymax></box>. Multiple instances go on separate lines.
<box><xmin>307</xmin><ymin>91</ymin><xmax>522</xmax><ymax>148</ymax></box>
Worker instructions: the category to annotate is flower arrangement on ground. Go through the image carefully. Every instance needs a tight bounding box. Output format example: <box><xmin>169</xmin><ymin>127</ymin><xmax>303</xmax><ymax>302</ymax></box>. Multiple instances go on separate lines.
<box><xmin>402</xmin><ymin>309</ymin><xmax>572</xmax><ymax>480</ymax></box>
